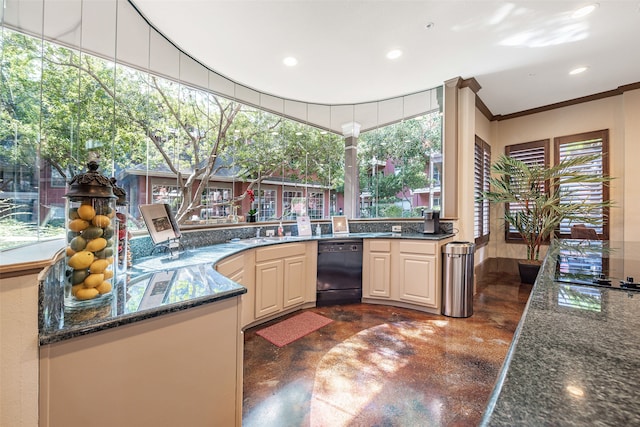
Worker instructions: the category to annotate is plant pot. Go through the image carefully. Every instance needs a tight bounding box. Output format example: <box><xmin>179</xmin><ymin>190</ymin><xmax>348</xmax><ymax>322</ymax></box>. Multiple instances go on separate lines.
<box><xmin>518</xmin><ymin>260</ymin><xmax>541</xmax><ymax>284</ymax></box>
<box><xmin>246</xmin><ymin>215</ymin><xmax>256</xmax><ymax>223</ymax></box>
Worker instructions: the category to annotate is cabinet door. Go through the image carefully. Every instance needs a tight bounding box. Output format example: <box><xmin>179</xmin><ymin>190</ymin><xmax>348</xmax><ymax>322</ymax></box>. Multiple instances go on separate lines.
<box><xmin>255</xmin><ymin>259</ymin><xmax>283</xmax><ymax>318</ymax></box>
<box><xmin>283</xmin><ymin>255</ymin><xmax>306</xmax><ymax>308</ymax></box>
<box><xmin>366</xmin><ymin>251</ymin><xmax>392</xmax><ymax>298</ymax></box>
<box><xmin>397</xmin><ymin>253</ymin><xmax>437</xmax><ymax>307</ymax></box>
<box><xmin>216</xmin><ymin>254</ymin><xmax>245</xmax><ymax>284</ymax></box>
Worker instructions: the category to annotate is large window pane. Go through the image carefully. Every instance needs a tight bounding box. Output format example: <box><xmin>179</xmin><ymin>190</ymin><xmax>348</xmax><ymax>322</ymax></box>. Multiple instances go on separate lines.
<box><xmin>0</xmin><ymin>30</ymin><xmax>45</xmax><ymax>248</ymax></box>
<box><xmin>357</xmin><ymin>111</ymin><xmax>442</xmax><ymax>218</ymax></box>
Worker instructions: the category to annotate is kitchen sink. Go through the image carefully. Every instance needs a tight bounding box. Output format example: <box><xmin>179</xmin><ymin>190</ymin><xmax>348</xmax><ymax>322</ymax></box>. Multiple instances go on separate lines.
<box><xmin>235</xmin><ymin>237</ymin><xmax>268</xmax><ymax>245</ymax></box>
<box><xmin>234</xmin><ymin>236</ymin><xmax>300</xmax><ymax>245</ymax></box>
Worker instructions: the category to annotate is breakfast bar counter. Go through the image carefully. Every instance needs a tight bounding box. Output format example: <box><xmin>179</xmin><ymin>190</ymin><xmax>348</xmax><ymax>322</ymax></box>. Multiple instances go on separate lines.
<box><xmin>39</xmin><ymin>231</ymin><xmax>454</xmax><ymax>345</ymax></box>
<box><xmin>481</xmin><ymin>240</ymin><xmax>640</xmax><ymax>426</ymax></box>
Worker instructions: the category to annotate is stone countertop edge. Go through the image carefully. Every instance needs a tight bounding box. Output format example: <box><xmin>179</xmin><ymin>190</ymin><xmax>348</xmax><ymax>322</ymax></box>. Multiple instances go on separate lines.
<box><xmin>39</xmin><ymin>288</ymin><xmax>246</xmax><ymax>346</ymax></box>
<box><xmin>39</xmin><ymin>232</ymin><xmax>454</xmax><ymax>346</ymax></box>
<box><xmin>480</xmin><ymin>241</ymin><xmax>640</xmax><ymax>426</ymax></box>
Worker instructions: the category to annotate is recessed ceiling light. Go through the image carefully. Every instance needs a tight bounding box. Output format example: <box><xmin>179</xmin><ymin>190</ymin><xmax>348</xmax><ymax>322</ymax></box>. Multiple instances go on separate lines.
<box><xmin>386</xmin><ymin>49</ymin><xmax>402</xmax><ymax>60</ymax></box>
<box><xmin>572</xmin><ymin>3</ymin><xmax>599</xmax><ymax>19</ymax></box>
<box><xmin>425</xmin><ymin>22</ymin><xmax>435</xmax><ymax>29</ymax></box>
<box><xmin>283</xmin><ymin>56</ymin><xmax>298</xmax><ymax>67</ymax></box>
<box><xmin>569</xmin><ymin>66</ymin><xmax>589</xmax><ymax>75</ymax></box>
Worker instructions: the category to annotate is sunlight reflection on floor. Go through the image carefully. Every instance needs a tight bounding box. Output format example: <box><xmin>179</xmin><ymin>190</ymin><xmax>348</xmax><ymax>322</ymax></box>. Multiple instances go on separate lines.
<box><xmin>309</xmin><ymin>322</ymin><xmax>441</xmax><ymax>426</ymax></box>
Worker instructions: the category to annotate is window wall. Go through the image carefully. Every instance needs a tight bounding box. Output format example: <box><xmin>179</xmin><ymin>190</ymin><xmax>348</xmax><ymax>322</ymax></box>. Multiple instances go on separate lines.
<box><xmin>0</xmin><ymin>27</ymin><xmax>344</xmax><ymax>249</ymax></box>
<box><xmin>357</xmin><ymin>112</ymin><xmax>442</xmax><ymax>218</ymax></box>
<box><xmin>0</xmin><ymin>0</ymin><xmax>443</xmax><ymax>251</ymax></box>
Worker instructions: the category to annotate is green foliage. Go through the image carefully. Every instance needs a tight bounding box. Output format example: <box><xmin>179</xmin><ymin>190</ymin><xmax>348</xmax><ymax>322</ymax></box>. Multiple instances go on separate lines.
<box><xmin>381</xmin><ymin>204</ymin><xmax>403</xmax><ymax>218</ymax></box>
<box><xmin>357</xmin><ymin>114</ymin><xmax>441</xmax><ymax>215</ymax></box>
<box><xmin>482</xmin><ymin>153</ymin><xmax>613</xmax><ymax>260</ymax></box>
<box><xmin>0</xmin><ymin>28</ymin><xmax>345</xmax><ymax>228</ymax></box>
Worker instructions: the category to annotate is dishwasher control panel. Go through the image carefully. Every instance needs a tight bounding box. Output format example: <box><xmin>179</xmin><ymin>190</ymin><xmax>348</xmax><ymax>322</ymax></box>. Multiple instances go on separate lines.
<box><xmin>318</xmin><ymin>240</ymin><xmax>363</xmax><ymax>253</ymax></box>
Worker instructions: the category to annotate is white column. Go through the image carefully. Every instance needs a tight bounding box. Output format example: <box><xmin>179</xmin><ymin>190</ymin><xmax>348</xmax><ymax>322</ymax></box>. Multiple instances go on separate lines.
<box><xmin>341</xmin><ymin>122</ymin><xmax>361</xmax><ymax>218</ymax></box>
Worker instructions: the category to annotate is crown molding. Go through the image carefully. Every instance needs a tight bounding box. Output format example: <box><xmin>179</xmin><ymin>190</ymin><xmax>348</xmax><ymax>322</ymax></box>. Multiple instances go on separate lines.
<box><xmin>478</xmin><ymin>81</ymin><xmax>640</xmax><ymax>122</ymax></box>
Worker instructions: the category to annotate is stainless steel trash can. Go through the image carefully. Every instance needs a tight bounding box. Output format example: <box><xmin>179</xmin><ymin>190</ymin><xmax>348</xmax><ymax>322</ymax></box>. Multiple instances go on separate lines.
<box><xmin>442</xmin><ymin>242</ymin><xmax>475</xmax><ymax>317</ymax></box>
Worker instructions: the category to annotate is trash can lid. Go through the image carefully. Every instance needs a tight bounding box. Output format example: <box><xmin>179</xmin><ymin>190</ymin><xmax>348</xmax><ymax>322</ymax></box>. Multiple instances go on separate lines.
<box><xmin>443</xmin><ymin>241</ymin><xmax>475</xmax><ymax>254</ymax></box>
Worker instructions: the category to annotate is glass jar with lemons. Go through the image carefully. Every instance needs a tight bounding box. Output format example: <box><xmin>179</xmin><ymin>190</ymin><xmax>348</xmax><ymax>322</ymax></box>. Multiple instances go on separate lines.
<box><xmin>63</xmin><ymin>161</ymin><xmax>118</xmax><ymax>308</ymax></box>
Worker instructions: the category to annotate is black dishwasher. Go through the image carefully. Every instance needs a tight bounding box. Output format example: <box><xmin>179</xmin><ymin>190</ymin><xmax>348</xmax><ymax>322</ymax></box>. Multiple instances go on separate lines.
<box><xmin>316</xmin><ymin>239</ymin><xmax>363</xmax><ymax>306</ymax></box>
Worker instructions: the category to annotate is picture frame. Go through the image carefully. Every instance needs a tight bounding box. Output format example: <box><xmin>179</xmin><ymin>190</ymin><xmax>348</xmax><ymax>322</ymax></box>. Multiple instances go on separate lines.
<box><xmin>331</xmin><ymin>215</ymin><xmax>349</xmax><ymax>235</ymax></box>
<box><xmin>139</xmin><ymin>203</ymin><xmax>182</xmax><ymax>245</ymax></box>
<box><xmin>296</xmin><ymin>215</ymin><xmax>312</xmax><ymax>237</ymax></box>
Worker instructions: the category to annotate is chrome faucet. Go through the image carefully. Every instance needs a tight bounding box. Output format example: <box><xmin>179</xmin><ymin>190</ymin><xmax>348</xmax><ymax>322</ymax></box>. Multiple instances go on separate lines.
<box><xmin>256</xmin><ymin>227</ymin><xmax>262</xmax><ymax>237</ymax></box>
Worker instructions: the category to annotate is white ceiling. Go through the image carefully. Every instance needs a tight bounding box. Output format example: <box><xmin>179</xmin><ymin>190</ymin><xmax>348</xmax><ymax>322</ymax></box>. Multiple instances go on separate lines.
<box><xmin>131</xmin><ymin>0</ymin><xmax>640</xmax><ymax>118</ymax></box>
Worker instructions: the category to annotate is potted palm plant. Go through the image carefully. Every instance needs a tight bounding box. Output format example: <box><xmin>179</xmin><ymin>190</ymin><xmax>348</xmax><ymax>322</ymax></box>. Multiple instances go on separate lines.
<box><xmin>482</xmin><ymin>153</ymin><xmax>613</xmax><ymax>284</ymax></box>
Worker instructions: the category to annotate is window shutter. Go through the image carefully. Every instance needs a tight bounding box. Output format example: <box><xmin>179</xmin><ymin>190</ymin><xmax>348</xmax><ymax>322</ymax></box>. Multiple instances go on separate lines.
<box><xmin>555</xmin><ymin>130</ymin><xmax>609</xmax><ymax>239</ymax></box>
<box><xmin>504</xmin><ymin>140</ymin><xmax>549</xmax><ymax>241</ymax></box>
<box><xmin>474</xmin><ymin>136</ymin><xmax>490</xmax><ymax>245</ymax></box>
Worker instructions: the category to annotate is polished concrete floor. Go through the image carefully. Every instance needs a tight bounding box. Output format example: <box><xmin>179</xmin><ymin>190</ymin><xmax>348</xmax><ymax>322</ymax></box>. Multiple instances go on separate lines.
<box><xmin>243</xmin><ymin>272</ymin><xmax>532</xmax><ymax>426</ymax></box>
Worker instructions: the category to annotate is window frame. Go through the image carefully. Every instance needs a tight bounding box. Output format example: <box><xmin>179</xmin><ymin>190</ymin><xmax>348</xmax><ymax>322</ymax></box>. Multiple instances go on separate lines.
<box><xmin>474</xmin><ymin>136</ymin><xmax>491</xmax><ymax>246</ymax></box>
<box><xmin>554</xmin><ymin>129</ymin><xmax>610</xmax><ymax>240</ymax></box>
<box><xmin>503</xmin><ymin>139</ymin><xmax>550</xmax><ymax>243</ymax></box>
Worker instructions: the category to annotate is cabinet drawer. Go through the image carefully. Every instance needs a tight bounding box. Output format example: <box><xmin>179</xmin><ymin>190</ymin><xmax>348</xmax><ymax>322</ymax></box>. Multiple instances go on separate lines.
<box><xmin>256</xmin><ymin>243</ymin><xmax>306</xmax><ymax>262</ymax></box>
<box><xmin>369</xmin><ymin>239</ymin><xmax>391</xmax><ymax>252</ymax></box>
<box><xmin>398</xmin><ymin>241</ymin><xmax>437</xmax><ymax>255</ymax></box>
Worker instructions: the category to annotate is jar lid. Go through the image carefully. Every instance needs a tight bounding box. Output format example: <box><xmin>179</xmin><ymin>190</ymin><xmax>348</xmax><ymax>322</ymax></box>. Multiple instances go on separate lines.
<box><xmin>110</xmin><ymin>177</ymin><xmax>128</xmax><ymax>206</ymax></box>
<box><xmin>64</xmin><ymin>161</ymin><xmax>116</xmax><ymax>200</ymax></box>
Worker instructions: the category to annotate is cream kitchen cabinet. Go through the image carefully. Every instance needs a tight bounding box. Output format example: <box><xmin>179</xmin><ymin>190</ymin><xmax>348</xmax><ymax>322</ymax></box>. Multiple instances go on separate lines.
<box><xmin>254</xmin><ymin>241</ymin><xmax>317</xmax><ymax>322</ymax></box>
<box><xmin>216</xmin><ymin>250</ymin><xmax>256</xmax><ymax>328</ymax></box>
<box><xmin>363</xmin><ymin>239</ymin><xmax>392</xmax><ymax>299</ymax></box>
<box><xmin>363</xmin><ymin>238</ymin><xmax>451</xmax><ymax>314</ymax></box>
<box><xmin>396</xmin><ymin>241</ymin><xmax>438</xmax><ymax>308</ymax></box>
<box><xmin>39</xmin><ymin>298</ymin><xmax>243</xmax><ymax>427</ymax></box>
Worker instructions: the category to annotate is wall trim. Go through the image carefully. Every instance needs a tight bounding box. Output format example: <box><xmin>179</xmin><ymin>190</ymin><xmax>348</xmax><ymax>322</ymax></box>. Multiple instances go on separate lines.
<box><xmin>477</xmin><ymin>82</ymin><xmax>640</xmax><ymax>122</ymax></box>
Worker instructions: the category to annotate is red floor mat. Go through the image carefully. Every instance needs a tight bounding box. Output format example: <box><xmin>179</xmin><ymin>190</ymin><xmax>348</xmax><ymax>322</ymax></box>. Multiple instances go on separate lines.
<box><xmin>256</xmin><ymin>311</ymin><xmax>333</xmax><ymax>347</ymax></box>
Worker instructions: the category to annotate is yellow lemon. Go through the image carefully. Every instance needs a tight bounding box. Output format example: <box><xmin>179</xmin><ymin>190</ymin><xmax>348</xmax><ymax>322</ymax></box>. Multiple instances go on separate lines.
<box><xmin>68</xmin><ymin>251</ymin><xmax>95</xmax><ymax>270</ymax></box>
<box><xmin>89</xmin><ymin>259</ymin><xmax>110</xmax><ymax>274</ymax></box>
<box><xmin>68</xmin><ymin>219</ymin><xmax>90</xmax><ymax>232</ymax></box>
<box><xmin>85</xmin><ymin>237</ymin><xmax>107</xmax><ymax>252</ymax></box>
<box><xmin>92</xmin><ymin>215</ymin><xmax>111</xmax><ymax>228</ymax></box>
<box><xmin>71</xmin><ymin>284</ymin><xmax>84</xmax><ymax>296</ymax></box>
<box><xmin>77</xmin><ymin>204</ymin><xmax>96</xmax><ymax>221</ymax></box>
<box><xmin>83</xmin><ymin>273</ymin><xmax>104</xmax><ymax>288</ymax></box>
<box><xmin>96</xmin><ymin>281</ymin><xmax>112</xmax><ymax>294</ymax></box>
<box><xmin>75</xmin><ymin>287</ymin><xmax>99</xmax><ymax>300</ymax></box>
<box><xmin>66</xmin><ymin>246</ymin><xmax>76</xmax><ymax>257</ymax></box>
<box><xmin>103</xmin><ymin>269</ymin><xmax>114</xmax><ymax>280</ymax></box>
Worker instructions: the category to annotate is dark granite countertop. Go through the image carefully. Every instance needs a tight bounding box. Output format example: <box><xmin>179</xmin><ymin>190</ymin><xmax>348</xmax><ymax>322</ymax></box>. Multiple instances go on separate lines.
<box><xmin>40</xmin><ymin>232</ymin><xmax>454</xmax><ymax>345</ymax></box>
<box><xmin>481</xmin><ymin>240</ymin><xmax>640</xmax><ymax>426</ymax></box>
